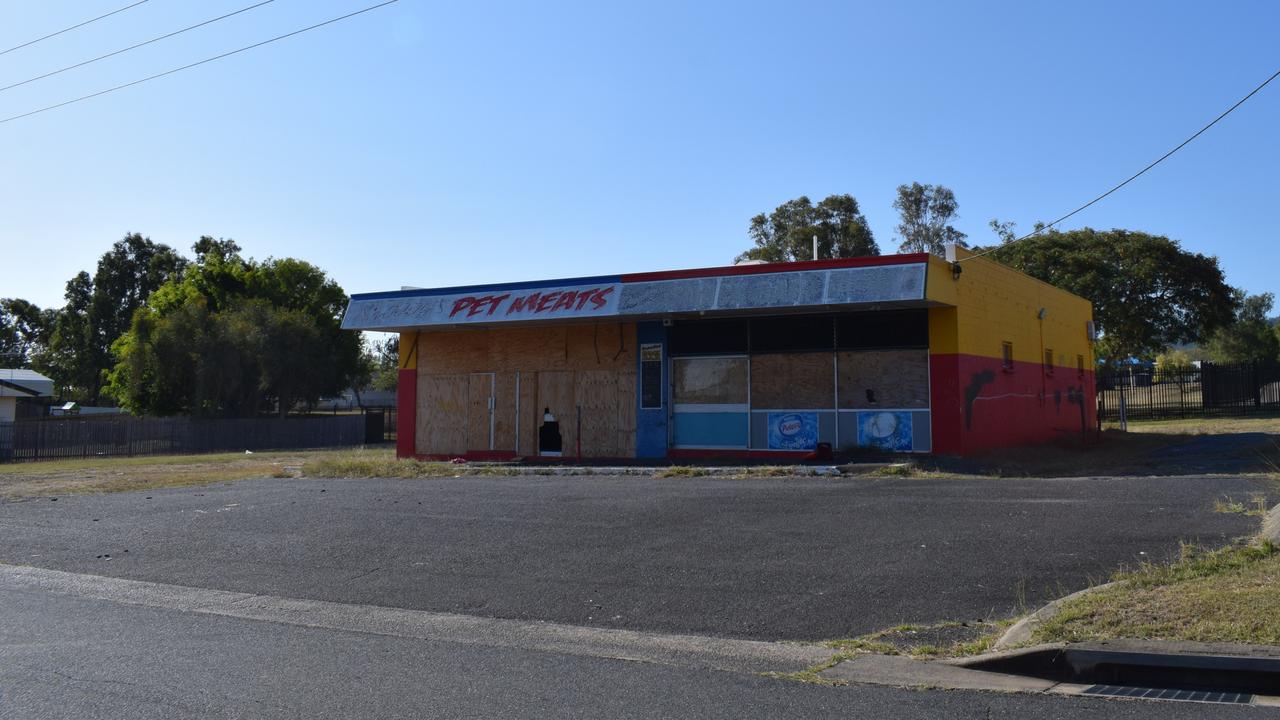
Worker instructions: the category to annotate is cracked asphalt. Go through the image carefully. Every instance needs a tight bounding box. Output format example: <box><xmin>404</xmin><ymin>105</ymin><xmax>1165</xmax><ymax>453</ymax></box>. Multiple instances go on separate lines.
<box><xmin>0</xmin><ymin>473</ymin><xmax>1267</xmax><ymax>641</ymax></box>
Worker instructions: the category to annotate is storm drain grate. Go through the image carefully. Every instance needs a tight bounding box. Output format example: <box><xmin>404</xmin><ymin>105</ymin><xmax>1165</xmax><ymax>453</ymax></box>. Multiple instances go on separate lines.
<box><xmin>1083</xmin><ymin>685</ymin><xmax>1253</xmax><ymax>704</ymax></box>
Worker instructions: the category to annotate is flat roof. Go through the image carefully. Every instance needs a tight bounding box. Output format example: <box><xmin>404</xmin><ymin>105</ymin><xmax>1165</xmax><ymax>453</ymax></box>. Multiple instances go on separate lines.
<box><xmin>342</xmin><ymin>253</ymin><xmax>934</xmax><ymax>332</ymax></box>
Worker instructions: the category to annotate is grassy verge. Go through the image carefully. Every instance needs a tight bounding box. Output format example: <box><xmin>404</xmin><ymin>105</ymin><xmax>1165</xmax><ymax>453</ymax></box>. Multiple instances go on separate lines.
<box><xmin>1031</xmin><ymin>539</ymin><xmax>1280</xmax><ymax>646</ymax></box>
<box><xmin>0</xmin><ymin>450</ymin><xmax>326</xmax><ymax>498</ymax></box>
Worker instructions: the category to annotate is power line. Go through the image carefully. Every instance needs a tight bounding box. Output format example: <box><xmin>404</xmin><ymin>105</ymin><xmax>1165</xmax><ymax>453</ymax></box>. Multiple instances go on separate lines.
<box><xmin>961</xmin><ymin>65</ymin><xmax>1280</xmax><ymax>263</ymax></box>
<box><xmin>0</xmin><ymin>1</ymin><xmax>152</xmax><ymax>58</ymax></box>
<box><xmin>0</xmin><ymin>0</ymin><xmax>277</xmax><ymax>95</ymax></box>
<box><xmin>0</xmin><ymin>0</ymin><xmax>400</xmax><ymax>126</ymax></box>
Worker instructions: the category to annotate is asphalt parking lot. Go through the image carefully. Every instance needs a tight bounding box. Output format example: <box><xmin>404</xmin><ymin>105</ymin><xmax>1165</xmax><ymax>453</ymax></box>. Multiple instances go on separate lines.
<box><xmin>0</xmin><ymin>473</ymin><xmax>1266</xmax><ymax>641</ymax></box>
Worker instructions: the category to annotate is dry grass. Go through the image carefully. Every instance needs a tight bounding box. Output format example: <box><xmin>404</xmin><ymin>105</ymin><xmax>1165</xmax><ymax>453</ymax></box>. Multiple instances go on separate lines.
<box><xmin>302</xmin><ymin>449</ymin><xmax>521</xmax><ymax>478</ymax></box>
<box><xmin>1031</xmin><ymin>540</ymin><xmax>1280</xmax><ymax>646</ymax></box>
<box><xmin>0</xmin><ymin>450</ymin><xmax>330</xmax><ymax>498</ymax></box>
<box><xmin>1112</xmin><ymin>415</ymin><xmax>1280</xmax><ymax>436</ymax></box>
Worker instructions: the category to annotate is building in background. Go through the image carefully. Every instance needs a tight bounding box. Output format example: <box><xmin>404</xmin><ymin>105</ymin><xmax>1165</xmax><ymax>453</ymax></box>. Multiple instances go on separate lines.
<box><xmin>341</xmin><ymin>247</ymin><xmax>1096</xmax><ymax>459</ymax></box>
<box><xmin>0</xmin><ymin>369</ymin><xmax>54</xmax><ymax>422</ymax></box>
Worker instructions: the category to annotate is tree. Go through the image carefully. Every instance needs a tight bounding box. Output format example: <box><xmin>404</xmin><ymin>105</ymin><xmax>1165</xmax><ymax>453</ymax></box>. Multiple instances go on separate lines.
<box><xmin>40</xmin><ymin>234</ymin><xmax>186</xmax><ymax>404</ymax></box>
<box><xmin>1205</xmin><ymin>291</ymin><xmax>1280</xmax><ymax>364</ymax></box>
<box><xmin>973</xmin><ymin>228</ymin><xmax>1237</xmax><ymax>362</ymax></box>
<box><xmin>893</xmin><ymin>182</ymin><xmax>967</xmax><ymax>256</ymax></box>
<box><xmin>107</xmin><ymin>241</ymin><xmax>363</xmax><ymax>417</ymax></box>
<box><xmin>0</xmin><ymin>298</ymin><xmax>55</xmax><ymax>368</ymax></box>
<box><xmin>43</xmin><ymin>272</ymin><xmax>97</xmax><ymax>399</ymax></box>
<box><xmin>371</xmin><ymin>336</ymin><xmax>400</xmax><ymax>392</ymax></box>
<box><xmin>736</xmin><ymin>194</ymin><xmax>878</xmax><ymax>263</ymax></box>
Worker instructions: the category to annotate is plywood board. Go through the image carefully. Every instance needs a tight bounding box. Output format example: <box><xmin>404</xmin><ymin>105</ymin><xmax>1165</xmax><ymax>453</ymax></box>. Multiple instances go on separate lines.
<box><xmin>750</xmin><ymin>353</ymin><xmax>834</xmax><ymax>409</ymax></box>
<box><xmin>616</xmin><ymin>370</ymin><xmax>637</xmax><ymax>457</ymax></box>
<box><xmin>537</xmin><ymin>371</ymin><xmax>575</xmax><ymax>455</ymax></box>
<box><xmin>493</xmin><ymin>372</ymin><xmax>517</xmax><ymax>451</ymax></box>
<box><xmin>418</xmin><ymin>374</ymin><xmax>468</xmax><ymax>456</ymax></box>
<box><xmin>467</xmin><ymin>374</ymin><xmax>493</xmax><ymax>451</ymax></box>
<box><xmin>420</xmin><ymin>322</ymin><xmax>636</xmax><ymax>374</ymax></box>
<box><xmin>575</xmin><ymin>370</ymin><xmax>620</xmax><ymax>457</ymax></box>
<box><xmin>419</xmin><ymin>330</ymin><xmax>490</xmax><ymax>375</ymax></box>
<box><xmin>517</xmin><ymin>371</ymin><xmax>539</xmax><ymax>456</ymax></box>
<box><xmin>837</xmin><ymin>349</ymin><xmax>929</xmax><ymax>409</ymax></box>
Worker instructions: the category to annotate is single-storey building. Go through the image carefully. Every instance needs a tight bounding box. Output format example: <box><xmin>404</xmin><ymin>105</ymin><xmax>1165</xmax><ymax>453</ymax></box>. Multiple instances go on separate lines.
<box><xmin>0</xmin><ymin>368</ymin><xmax>54</xmax><ymax>422</ymax></box>
<box><xmin>341</xmin><ymin>246</ymin><xmax>1096</xmax><ymax>460</ymax></box>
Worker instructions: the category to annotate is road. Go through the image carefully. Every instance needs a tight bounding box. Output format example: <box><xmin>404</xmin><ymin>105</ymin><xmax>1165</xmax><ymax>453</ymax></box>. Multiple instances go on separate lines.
<box><xmin>0</xmin><ymin>473</ymin><xmax>1264</xmax><ymax>640</ymax></box>
<box><xmin>0</xmin><ymin>471</ymin><xmax>1271</xmax><ymax>718</ymax></box>
<box><xmin>0</xmin><ymin>577</ymin><xmax>1263</xmax><ymax>719</ymax></box>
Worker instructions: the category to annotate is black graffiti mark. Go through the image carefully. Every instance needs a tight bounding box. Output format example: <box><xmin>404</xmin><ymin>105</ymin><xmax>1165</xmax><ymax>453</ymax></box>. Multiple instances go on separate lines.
<box><xmin>1067</xmin><ymin>386</ymin><xmax>1086</xmax><ymax>438</ymax></box>
<box><xmin>963</xmin><ymin>370</ymin><xmax>996</xmax><ymax>430</ymax></box>
<box><xmin>1054</xmin><ymin>388</ymin><xmax>1062</xmax><ymax>411</ymax></box>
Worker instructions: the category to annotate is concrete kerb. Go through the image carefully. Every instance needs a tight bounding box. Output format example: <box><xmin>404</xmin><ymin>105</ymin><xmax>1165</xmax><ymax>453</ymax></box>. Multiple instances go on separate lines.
<box><xmin>992</xmin><ymin>581</ymin><xmax>1121</xmax><ymax>650</ymax></box>
<box><xmin>439</xmin><ymin>463</ymin><xmax>902</xmax><ymax>478</ymax></box>
<box><xmin>1262</xmin><ymin>500</ymin><xmax>1280</xmax><ymax>545</ymax></box>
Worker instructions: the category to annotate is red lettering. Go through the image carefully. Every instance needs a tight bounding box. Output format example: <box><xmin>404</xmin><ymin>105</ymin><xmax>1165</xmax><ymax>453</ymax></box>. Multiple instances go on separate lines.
<box><xmin>589</xmin><ymin>286</ymin><xmax>615</xmax><ymax>309</ymax></box>
<box><xmin>574</xmin><ymin>290</ymin><xmax>594</xmax><ymax>311</ymax></box>
<box><xmin>467</xmin><ymin>295</ymin><xmax>493</xmax><ymax>317</ymax></box>
<box><xmin>551</xmin><ymin>291</ymin><xmax>577</xmax><ymax>312</ymax></box>
<box><xmin>450</xmin><ymin>296</ymin><xmax>477</xmax><ymax>317</ymax></box>
<box><xmin>486</xmin><ymin>294</ymin><xmax>510</xmax><ymax>315</ymax></box>
<box><xmin>536</xmin><ymin>291</ymin><xmax>562</xmax><ymax>312</ymax></box>
<box><xmin>508</xmin><ymin>293</ymin><xmax>539</xmax><ymax>314</ymax></box>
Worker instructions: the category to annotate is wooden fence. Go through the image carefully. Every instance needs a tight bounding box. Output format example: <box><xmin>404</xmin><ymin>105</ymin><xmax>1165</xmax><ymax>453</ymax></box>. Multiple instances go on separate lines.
<box><xmin>0</xmin><ymin>414</ymin><xmax>369</xmax><ymax>462</ymax></box>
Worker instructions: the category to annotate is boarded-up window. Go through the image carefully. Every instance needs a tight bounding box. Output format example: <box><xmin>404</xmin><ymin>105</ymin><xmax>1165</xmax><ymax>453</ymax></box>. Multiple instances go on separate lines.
<box><xmin>750</xmin><ymin>352</ymin><xmax>834</xmax><ymax>409</ymax></box>
<box><xmin>672</xmin><ymin>357</ymin><xmax>748</xmax><ymax>405</ymax></box>
<box><xmin>837</xmin><ymin>350</ymin><xmax>929</xmax><ymax>409</ymax></box>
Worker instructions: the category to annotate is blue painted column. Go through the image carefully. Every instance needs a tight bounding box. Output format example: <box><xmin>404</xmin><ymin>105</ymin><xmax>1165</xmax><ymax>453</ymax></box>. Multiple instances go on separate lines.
<box><xmin>635</xmin><ymin>321</ymin><xmax>668</xmax><ymax>458</ymax></box>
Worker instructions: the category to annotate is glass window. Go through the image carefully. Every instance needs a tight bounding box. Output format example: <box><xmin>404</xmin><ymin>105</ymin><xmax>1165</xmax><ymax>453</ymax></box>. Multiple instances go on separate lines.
<box><xmin>672</xmin><ymin>356</ymin><xmax>748</xmax><ymax>405</ymax></box>
<box><xmin>1002</xmin><ymin>342</ymin><xmax>1014</xmax><ymax>371</ymax></box>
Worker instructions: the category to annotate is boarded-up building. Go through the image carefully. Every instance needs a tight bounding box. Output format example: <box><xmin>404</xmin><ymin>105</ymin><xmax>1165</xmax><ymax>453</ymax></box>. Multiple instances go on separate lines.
<box><xmin>341</xmin><ymin>248</ymin><xmax>1096</xmax><ymax>458</ymax></box>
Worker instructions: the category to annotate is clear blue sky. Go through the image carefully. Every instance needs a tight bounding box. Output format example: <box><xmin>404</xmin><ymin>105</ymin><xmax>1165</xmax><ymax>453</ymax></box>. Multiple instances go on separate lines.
<box><xmin>1</xmin><ymin>0</ymin><xmax>1277</xmax><ymax>310</ymax></box>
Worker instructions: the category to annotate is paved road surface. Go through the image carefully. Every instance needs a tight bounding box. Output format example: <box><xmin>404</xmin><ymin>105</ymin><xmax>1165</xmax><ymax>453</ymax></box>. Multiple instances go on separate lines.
<box><xmin>0</xmin><ymin>473</ymin><xmax>1264</xmax><ymax>640</ymax></box>
<box><xmin>0</xmin><ymin>580</ymin><xmax>1265</xmax><ymax>720</ymax></box>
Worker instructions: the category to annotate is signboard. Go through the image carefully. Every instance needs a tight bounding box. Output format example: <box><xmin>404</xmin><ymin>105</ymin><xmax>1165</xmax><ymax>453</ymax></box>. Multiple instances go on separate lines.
<box><xmin>767</xmin><ymin>412</ymin><xmax>818</xmax><ymax>450</ymax></box>
<box><xmin>341</xmin><ymin>262</ymin><xmax>928</xmax><ymax>331</ymax></box>
<box><xmin>856</xmin><ymin>411</ymin><xmax>913</xmax><ymax>451</ymax></box>
<box><xmin>640</xmin><ymin>343</ymin><xmax>663</xmax><ymax>409</ymax></box>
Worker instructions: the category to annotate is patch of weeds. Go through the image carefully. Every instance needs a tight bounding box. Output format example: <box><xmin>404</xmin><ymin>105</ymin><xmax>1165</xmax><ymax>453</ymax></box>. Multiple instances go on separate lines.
<box><xmin>822</xmin><ymin>619</ymin><xmax>1011</xmax><ymax>660</ymax></box>
<box><xmin>869</xmin><ymin>464</ymin><xmax>916</xmax><ymax>477</ymax></box>
<box><xmin>1032</xmin><ymin>539</ymin><xmax>1280</xmax><ymax>645</ymax></box>
<box><xmin>1213</xmin><ymin>495</ymin><xmax>1268</xmax><ymax>516</ymax></box>
<box><xmin>654</xmin><ymin>466</ymin><xmax>712</xmax><ymax>478</ymax></box>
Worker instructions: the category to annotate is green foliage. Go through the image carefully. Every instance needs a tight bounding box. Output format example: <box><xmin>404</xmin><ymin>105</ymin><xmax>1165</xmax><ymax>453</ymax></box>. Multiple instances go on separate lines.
<box><xmin>893</xmin><ymin>182</ymin><xmax>967</xmax><ymax>256</ymax></box>
<box><xmin>369</xmin><ymin>336</ymin><xmax>399</xmax><ymax>392</ymax></box>
<box><xmin>1154</xmin><ymin>349</ymin><xmax>1193</xmax><ymax>376</ymax></box>
<box><xmin>39</xmin><ymin>234</ymin><xmax>187</xmax><ymax>403</ymax></box>
<box><xmin>0</xmin><ymin>298</ymin><xmax>55</xmax><ymax>368</ymax></box>
<box><xmin>106</xmin><ymin>240</ymin><xmax>361</xmax><ymax>417</ymax></box>
<box><xmin>736</xmin><ymin>194</ymin><xmax>878</xmax><ymax>263</ymax></box>
<box><xmin>974</xmin><ymin>228</ymin><xmax>1236</xmax><ymax>362</ymax></box>
<box><xmin>1205</xmin><ymin>291</ymin><xmax>1280</xmax><ymax>364</ymax></box>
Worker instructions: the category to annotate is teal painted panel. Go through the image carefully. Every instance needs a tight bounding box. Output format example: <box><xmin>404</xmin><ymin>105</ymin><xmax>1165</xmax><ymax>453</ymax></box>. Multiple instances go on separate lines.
<box><xmin>672</xmin><ymin>412</ymin><xmax>748</xmax><ymax>447</ymax></box>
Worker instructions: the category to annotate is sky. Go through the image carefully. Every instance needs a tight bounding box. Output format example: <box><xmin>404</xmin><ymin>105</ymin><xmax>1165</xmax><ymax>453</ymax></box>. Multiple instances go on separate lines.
<box><xmin>1</xmin><ymin>0</ymin><xmax>1277</xmax><ymax>311</ymax></box>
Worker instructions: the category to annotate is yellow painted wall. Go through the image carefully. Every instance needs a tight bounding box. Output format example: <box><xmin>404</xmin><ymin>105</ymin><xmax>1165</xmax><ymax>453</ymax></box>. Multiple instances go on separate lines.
<box><xmin>399</xmin><ymin>331</ymin><xmax>419</xmax><ymax>370</ymax></box>
<box><xmin>925</xmin><ymin>251</ymin><xmax>1094</xmax><ymax>369</ymax></box>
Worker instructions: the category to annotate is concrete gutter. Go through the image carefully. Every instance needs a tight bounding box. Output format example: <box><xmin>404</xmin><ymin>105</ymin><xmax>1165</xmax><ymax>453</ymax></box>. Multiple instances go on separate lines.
<box><xmin>411</xmin><ymin>463</ymin><xmax>901</xmax><ymax>478</ymax></box>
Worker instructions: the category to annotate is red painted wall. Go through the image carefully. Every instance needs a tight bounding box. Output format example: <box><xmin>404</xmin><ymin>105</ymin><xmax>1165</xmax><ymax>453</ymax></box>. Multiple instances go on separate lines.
<box><xmin>931</xmin><ymin>354</ymin><xmax>1095</xmax><ymax>455</ymax></box>
<box><xmin>395</xmin><ymin>368</ymin><xmax>417</xmax><ymax>460</ymax></box>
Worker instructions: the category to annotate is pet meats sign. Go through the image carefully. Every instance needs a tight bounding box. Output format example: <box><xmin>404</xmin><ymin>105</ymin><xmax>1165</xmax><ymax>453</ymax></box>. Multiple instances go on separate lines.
<box><xmin>446</xmin><ymin>284</ymin><xmax>620</xmax><ymax>323</ymax></box>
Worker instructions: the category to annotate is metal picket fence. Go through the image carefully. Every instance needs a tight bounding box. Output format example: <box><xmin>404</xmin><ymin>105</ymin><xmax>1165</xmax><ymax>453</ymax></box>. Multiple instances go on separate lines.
<box><xmin>0</xmin><ymin>413</ymin><xmax>369</xmax><ymax>462</ymax></box>
<box><xmin>1097</xmin><ymin>361</ymin><xmax>1280</xmax><ymax>422</ymax></box>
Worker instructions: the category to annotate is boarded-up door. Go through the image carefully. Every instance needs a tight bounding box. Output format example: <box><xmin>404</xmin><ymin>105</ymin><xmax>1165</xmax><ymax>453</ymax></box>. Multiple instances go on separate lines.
<box><xmin>537</xmin><ymin>371</ymin><xmax>575</xmax><ymax>455</ymax></box>
<box><xmin>576</xmin><ymin>370</ymin><xmax>620</xmax><ymax>457</ymax></box>
<box><xmin>467</xmin><ymin>373</ymin><xmax>494</xmax><ymax>451</ymax></box>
